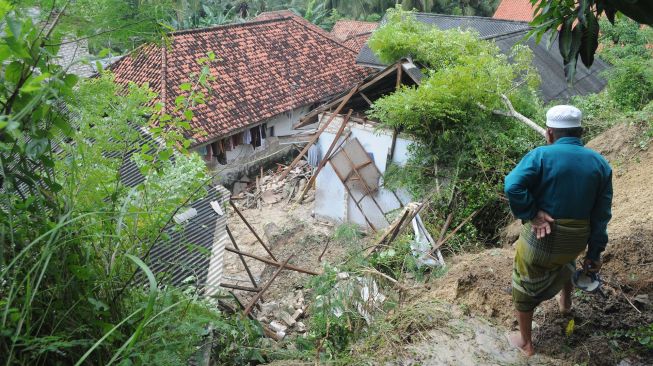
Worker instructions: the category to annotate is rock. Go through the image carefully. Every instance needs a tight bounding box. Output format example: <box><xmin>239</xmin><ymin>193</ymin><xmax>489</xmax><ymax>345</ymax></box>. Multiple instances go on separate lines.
<box><xmin>263</xmin><ymin>222</ymin><xmax>281</xmax><ymax>241</ymax></box>
<box><xmin>337</xmin><ymin>272</ymin><xmax>350</xmax><ymax>280</ymax></box>
<box><xmin>634</xmin><ymin>294</ymin><xmax>650</xmax><ymax>305</ymax></box>
<box><xmin>292</xmin><ymin>308</ymin><xmax>303</xmax><ymax>320</ymax></box>
<box><xmin>295</xmin><ymin>321</ymin><xmax>307</xmax><ymax>333</ymax></box>
<box><xmin>269</xmin><ymin>320</ymin><xmax>287</xmax><ymax>333</ymax></box>
<box><xmin>260</xmin><ymin>301</ymin><xmax>279</xmax><ymax>316</ymax></box>
<box><xmin>278</xmin><ymin>310</ymin><xmax>296</xmax><ymax>327</ymax></box>
<box><xmin>232</xmin><ymin>181</ymin><xmax>248</xmax><ymax>195</ymax></box>
<box><xmin>262</xmin><ymin>190</ymin><xmax>280</xmax><ymax>204</ymax></box>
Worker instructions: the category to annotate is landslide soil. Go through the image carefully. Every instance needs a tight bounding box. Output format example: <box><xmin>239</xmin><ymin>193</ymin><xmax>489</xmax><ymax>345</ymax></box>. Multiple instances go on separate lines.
<box><xmin>411</xmin><ymin>122</ymin><xmax>653</xmax><ymax>365</ymax></box>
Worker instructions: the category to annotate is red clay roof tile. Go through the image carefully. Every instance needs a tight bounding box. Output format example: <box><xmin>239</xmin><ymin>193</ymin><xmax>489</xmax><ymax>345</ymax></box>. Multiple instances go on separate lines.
<box><xmin>331</xmin><ymin>20</ymin><xmax>378</xmax><ymax>41</ymax></box>
<box><xmin>493</xmin><ymin>0</ymin><xmax>535</xmax><ymax>22</ymax></box>
<box><xmin>110</xmin><ymin>14</ymin><xmax>370</xmax><ymax>147</ymax></box>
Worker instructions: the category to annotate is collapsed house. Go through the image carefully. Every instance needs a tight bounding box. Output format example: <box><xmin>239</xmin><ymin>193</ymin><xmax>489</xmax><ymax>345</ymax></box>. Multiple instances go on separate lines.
<box><xmin>109</xmin><ymin>11</ymin><xmax>370</xmax><ymax>185</ymax></box>
<box><xmin>293</xmin><ymin>59</ymin><xmax>422</xmax><ymax>230</ymax></box>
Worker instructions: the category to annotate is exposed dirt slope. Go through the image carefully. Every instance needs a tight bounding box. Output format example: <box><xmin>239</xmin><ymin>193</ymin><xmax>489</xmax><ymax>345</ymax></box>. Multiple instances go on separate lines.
<box><xmin>417</xmin><ymin>122</ymin><xmax>653</xmax><ymax>365</ymax></box>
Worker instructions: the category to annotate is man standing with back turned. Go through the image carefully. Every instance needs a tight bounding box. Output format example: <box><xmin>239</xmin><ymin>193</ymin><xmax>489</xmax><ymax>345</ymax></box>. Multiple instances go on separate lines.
<box><xmin>504</xmin><ymin>105</ymin><xmax>613</xmax><ymax>356</ymax></box>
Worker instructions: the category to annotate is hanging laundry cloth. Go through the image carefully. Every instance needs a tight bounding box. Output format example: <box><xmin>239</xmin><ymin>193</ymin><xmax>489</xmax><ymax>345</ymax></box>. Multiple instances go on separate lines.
<box><xmin>243</xmin><ymin>129</ymin><xmax>252</xmax><ymax>145</ymax></box>
<box><xmin>307</xmin><ymin>143</ymin><xmax>321</xmax><ymax>167</ymax></box>
<box><xmin>259</xmin><ymin>125</ymin><xmax>266</xmax><ymax>147</ymax></box>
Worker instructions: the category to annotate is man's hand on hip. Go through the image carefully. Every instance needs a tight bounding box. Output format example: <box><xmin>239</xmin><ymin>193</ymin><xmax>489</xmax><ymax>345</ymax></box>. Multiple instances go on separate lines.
<box><xmin>531</xmin><ymin>210</ymin><xmax>554</xmax><ymax>239</ymax></box>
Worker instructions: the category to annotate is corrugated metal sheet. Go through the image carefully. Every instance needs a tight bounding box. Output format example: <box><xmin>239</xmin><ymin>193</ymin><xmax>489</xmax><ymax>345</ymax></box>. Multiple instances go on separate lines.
<box><xmin>147</xmin><ymin>185</ymin><xmax>231</xmax><ymax>295</ymax></box>
<box><xmin>356</xmin><ymin>13</ymin><xmax>608</xmax><ymax>102</ymax></box>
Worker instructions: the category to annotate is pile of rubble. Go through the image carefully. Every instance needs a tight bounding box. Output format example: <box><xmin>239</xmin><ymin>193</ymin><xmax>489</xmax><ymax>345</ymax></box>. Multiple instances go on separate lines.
<box><xmin>255</xmin><ymin>289</ymin><xmax>308</xmax><ymax>339</ymax></box>
<box><xmin>231</xmin><ymin>161</ymin><xmax>314</xmax><ymax>208</ymax></box>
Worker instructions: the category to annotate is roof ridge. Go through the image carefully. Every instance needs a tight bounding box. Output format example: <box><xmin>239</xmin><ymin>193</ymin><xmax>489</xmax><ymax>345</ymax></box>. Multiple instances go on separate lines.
<box><xmin>485</xmin><ymin>28</ymin><xmax>531</xmax><ymax>41</ymax></box>
<box><xmin>413</xmin><ymin>12</ymin><xmax>531</xmax><ymax>26</ymax></box>
<box><xmin>170</xmin><ymin>17</ymin><xmax>290</xmax><ymax>36</ymax></box>
<box><xmin>285</xmin><ymin>16</ymin><xmax>361</xmax><ymax>55</ymax></box>
<box><xmin>343</xmin><ymin>31</ymin><xmax>374</xmax><ymax>42</ymax></box>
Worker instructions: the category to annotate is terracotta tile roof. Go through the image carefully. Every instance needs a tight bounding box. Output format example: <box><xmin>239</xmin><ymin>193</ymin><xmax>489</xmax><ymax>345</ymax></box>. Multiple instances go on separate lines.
<box><xmin>331</xmin><ymin>20</ymin><xmax>378</xmax><ymax>41</ymax></box>
<box><xmin>110</xmin><ymin>14</ymin><xmax>370</xmax><ymax>147</ymax></box>
<box><xmin>493</xmin><ymin>0</ymin><xmax>535</xmax><ymax>22</ymax></box>
<box><xmin>343</xmin><ymin>32</ymin><xmax>375</xmax><ymax>52</ymax></box>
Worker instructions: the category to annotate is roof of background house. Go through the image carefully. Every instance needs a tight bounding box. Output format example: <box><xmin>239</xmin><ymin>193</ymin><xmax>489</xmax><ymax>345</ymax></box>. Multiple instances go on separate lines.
<box><xmin>493</xmin><ymin>0</ymin><xmax>535</xmax><ymax>22</ymax></box>
<box><xmin>356</xmin><ymin>13</ymin><xmax>608</xmax><ymax>102</ymax></box>
<box><xmin>329</xmin><ymin>19</ymin><xmax>379</xmax><ymax>52</ymax></box>
<box><xmin>110</xmin><ymin>13</ymin><xmax>370</xmax><ymax>148</ymax></box>
<box><xmin>56</xmin><ymin>39</ymin><xmax>96</xmax><ymax>77</ymax></box>
<box><xmin>331</xmin><ymin>20</ymin><xmax>378</xmax><ymax>40</ymax></box>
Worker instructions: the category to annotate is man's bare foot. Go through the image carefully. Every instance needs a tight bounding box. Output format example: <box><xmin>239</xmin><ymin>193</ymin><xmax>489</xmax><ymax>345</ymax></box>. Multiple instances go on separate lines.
<box><xmin>557</xmin><ymin>294</ymin><xmax>572</xmax><ymax>315</ymax></box>
<box><xmin>506</xmin><ymin>331</ymin><xmax>535</xmax><ymax>357</ymax></box>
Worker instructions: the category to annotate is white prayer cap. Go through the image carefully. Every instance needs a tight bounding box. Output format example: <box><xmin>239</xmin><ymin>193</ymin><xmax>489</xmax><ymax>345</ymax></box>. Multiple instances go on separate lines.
<box><xmin>546</xmin><ymin>105</ymin><xmax>582</xmax><ymax>128</ymax></box>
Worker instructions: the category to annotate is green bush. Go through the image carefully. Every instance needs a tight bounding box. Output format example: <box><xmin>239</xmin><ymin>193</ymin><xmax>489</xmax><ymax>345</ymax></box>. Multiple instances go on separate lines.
<box><xmin>605</xmin><ymin>57</ymin><xmax>653</xmax><ymax>111</ymax></box>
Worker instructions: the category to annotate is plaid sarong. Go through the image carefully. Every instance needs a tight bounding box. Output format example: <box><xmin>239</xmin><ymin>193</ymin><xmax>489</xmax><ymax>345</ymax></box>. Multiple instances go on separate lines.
<box><xmin>512</xmin><ymin>219</ymin><xmax>590</xmax><ymax>312</ymax></box>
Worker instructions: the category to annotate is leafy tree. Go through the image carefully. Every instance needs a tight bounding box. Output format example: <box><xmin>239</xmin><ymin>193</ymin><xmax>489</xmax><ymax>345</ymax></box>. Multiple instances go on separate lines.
<box><xmin>528</xmin><ymin>0</ymin><xmax>653</xmax><ymax>80</ymax></box>
<box><xmin>0</xmin><ymin>4</ymin><xmax>265</xmax><ymax>364</ymax></box>
<box><xmin>368</xmin><ymin>8</ymin><xmax>542</xmax><ymax>248</ymax></box>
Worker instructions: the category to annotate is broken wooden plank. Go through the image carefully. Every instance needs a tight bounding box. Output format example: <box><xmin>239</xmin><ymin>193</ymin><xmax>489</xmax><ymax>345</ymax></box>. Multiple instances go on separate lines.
<box><xmin>220</xmin><ymin>283</ymin><xmax>261</xmax><ymax>293</ymax></box>
<box><xmin>230</xmin><ymin>201</ymin><xmax>277</xmax><ymax>261</ymax></box>
<box><xmin>298</xmin><ymin>109</ymin><xmax>353</xmax><ymax>201</ymax></box>
<box><xmin>226</xmin><ymin>225</ymin><xmax>259</xmax><ymax>291</ymax></box>
<box><xmin>280</xmin><ymin>85</ymin><xmax>360</xmax><ymax>180</ymax></box>
<box><xmin>224</xmin><ymin>246</ymin><xmax>319</xmax><ymax>276</ymax></box>
<box><xmin>244</xmin><ymin>255</ymin><xmax>293</xmax><ymax>315</ymax></box>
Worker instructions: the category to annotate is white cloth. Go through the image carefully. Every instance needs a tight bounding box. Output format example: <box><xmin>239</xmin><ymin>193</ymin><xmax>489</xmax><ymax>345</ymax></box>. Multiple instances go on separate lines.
<box><xmin>546</xmin><ymin>105</ymin><xmax>582</xmax><ymax>128</ymax></box>
<box><xmin>307</xmin><ymin>143</ymin><xmax>321</xmax><ymax>167</ymax></box>
<box><xmin>243</xmin><ymin>129</ymin><xmax>252</xmax><ymax>145</ymax></box>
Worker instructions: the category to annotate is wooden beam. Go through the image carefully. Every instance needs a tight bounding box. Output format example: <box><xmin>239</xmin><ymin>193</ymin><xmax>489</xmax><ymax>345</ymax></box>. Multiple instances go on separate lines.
<box><xmin>295</xmin><ymin>65</ymin><xmax>398</xmax><ymax>128</ymax></box>
<box><xmin>279</xmin><ymin>85</ymin><xmax>360</xmax><ymax>180</ymax></box>
<box><xmin>224</xmin><ymin>246</ymin><xmax>319</xmax><ymax>276</ymax></box>
<box><xmin>298</xmin><ymin>109</ymin><xmax>353</xmax><ymax>201</ymax></box>
<box><xmin>220</xmin><ymin>283</ymin><xmax>260</xmax><ymax>293</ymax></box>
<box><xmin>243</xmin><ymin>255</ymin><xmax>293</xmax><ymax>315</ymax></box>
<box><xmin>359</xmin><ymin>92</ymin><xmax>373</xmax><ymax>105</ymax></box>
<box><xmin>226</xmin><ymin>225</ymin><xmax>259</xmax><ymax>291</ymax></box>
<box><xmin>230</xmin><ymin>201</ymin><xmax>277</xmax><ymax>262</ymax></box>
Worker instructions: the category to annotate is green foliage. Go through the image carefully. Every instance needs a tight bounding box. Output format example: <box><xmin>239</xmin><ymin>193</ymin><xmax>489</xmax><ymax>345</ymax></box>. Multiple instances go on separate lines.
<box><xmin>368</xmin><ymin>8</ymin><xmax>541</xmax><ymax>249</ymax></box>
<box><xmin>603</xmin><ymin>56</ymin><xmax>653</xmax><ymax>112</ymax></box>
<box><xmin>333</xmin><ymin>223</ymin><xmax>363</xmax><ymax>244</ymax></box>
<box><xmin>0</xmin><ymin>5</ymin><xmax>262</xmax><ymax>365</ymax></box>
<box><xmin>528</xmin><ymin>0</ymin><xmax>653</xmax><ymax>82</ymax></box>
<box><xmin>301</xmin><ymin>263</ymin><xmax>397</xmax><ymax>362</ymax></box>
<box><xmin>613</xmin><ymin>323</ymin><xmax>653</xmax><ymax>350</ymax></box>
<box><xmin>598</xmin><ymin>18</ymin><xmax>653</xmax><ymax>64</ymax></box>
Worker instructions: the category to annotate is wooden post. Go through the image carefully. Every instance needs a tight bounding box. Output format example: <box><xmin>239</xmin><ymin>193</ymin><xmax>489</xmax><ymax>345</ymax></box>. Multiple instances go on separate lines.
<box><xmin>226</xmin><ymin>225</ymin><xmax>259</xmax><ymax>290</ymax></box>
<box><xmin>224</xmin><ymin>246</ymin><xmax>319</xmax><ymax>276</ymax></box>
<box><xmin>243</xmin><ymin>255</ymin><xmax>293</xmax><ymax>315</ymax></box>
<box><xmin>298</xmin><ymin>109</ymin><xmax>353</xmax><ymax>201</ymax></box>
<box><xmin>220</xmin><ymin>283</ymin><xmax>260</xmax><ymax>292</ymax></box>
<box><xmin>229</xmin><ymin>201</ymin><xmax>277</xmax><ymax>261</ymax></box>
<box><xmin>279</xmin><ymin>84</ymin><xmax>360</xmax><ymax>181</ymax></box>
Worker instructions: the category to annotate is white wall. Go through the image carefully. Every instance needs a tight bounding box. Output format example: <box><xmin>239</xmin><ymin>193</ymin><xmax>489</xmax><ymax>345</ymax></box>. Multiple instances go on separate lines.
<box><xmin>266</xmin><ymin>105</ymin><xmax>313</xmax><ymax>137</ymax></box>
<box><xmin>194</xmin><ymin>105</ymin><xmax>313</xmax><ymax>166</ymax></box>
<box><xmin>314</xmin><ymin>115</ymin><xmax>413</xmax><ymax>230</ymax></box>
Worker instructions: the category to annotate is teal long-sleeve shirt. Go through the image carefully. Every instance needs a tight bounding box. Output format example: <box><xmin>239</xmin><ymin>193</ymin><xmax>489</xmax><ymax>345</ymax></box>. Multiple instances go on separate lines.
<box><xmin>504</xmin><ymin>137</ymin><xmax>613</xmax><ymax>261</ymax></box>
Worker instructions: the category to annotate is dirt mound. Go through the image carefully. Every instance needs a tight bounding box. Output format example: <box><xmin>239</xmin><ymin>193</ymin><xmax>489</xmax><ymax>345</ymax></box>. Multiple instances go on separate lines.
<box><xmin>426</xmin><ymin>248</ymin><xmax>515</xmax><ymax>325</ymax></box>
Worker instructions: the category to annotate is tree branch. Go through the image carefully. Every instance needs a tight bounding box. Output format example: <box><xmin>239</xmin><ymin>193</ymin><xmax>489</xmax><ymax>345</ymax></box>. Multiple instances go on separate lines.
<box><xmin>478</xmin><ymin>94</ymin><xmax>547</xmax><ymax>138</ymax></box>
